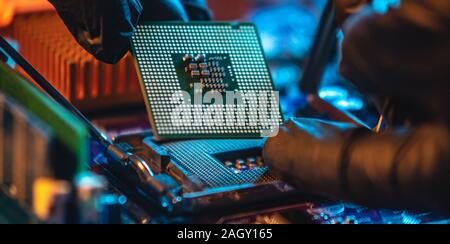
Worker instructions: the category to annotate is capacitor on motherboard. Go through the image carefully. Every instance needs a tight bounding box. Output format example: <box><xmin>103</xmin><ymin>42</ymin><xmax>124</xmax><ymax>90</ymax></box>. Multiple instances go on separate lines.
<box><xmin>191</xmin><ymin>70</ymin><xmax>201</xmax><ymax>78</ymax></box>
<box><xmin>256</xmin><ymin>156</ymin><xmax>264</xmax><ymax>167</ymax></box>
<box><xmin>235</xmin><ymin>159</ymin><xmax>247</xmax><ymax>170</ymax></box>
<box><xmin>195</xmin><ymin>54</ymin><xmax>205</xmax><ymax>62</ymax></box>
<box><xmin>201</xmin><ymin>70</ymin><xmax>211</xmax><ymax>77</ymax></box>
<box><xmin>246</xmin><ymin>157</ymin><xmax>257</xmax><ymax>169</ymax></box>
<box><xmin>224</xmin><ymin>161</ymin><xmax>234</xmax><ymax>168</ymax></box>
<box><xmin>183</xmin><ymin>54</ymin><xmax>193</xmax><ymax>62</ymax></box>
<box><xmin>188</xmin><ymin>63</ymin><xmax>198</xmax><ymax>70</ymax></box>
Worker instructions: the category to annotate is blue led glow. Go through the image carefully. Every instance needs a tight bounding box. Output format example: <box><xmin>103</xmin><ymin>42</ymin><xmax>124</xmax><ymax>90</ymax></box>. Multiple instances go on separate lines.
<box><xmin>372</xmin><ymin>0</ymin><xmax>401</xmax><ymax>13</ymax></box>
<box><xmin>319</xmin><ymin>86</ymin><xmax>348</xmax><ymax>101</ymax></box>
<box><xmin>176</xmin><ymin>196</ymin><xmax>183</xmax><ymax>203</ymax></box>
<box><xmin>319</xmin><ymin>86</ymin><xmax>364</xmax><ymax>111</ymax></box>
<box><xmin>100</xmin><ymin>194</ymin><xmax>119</xmax><ymax>205</ymax></box>
<box><xmin>271</xmin><ymin>64</ymin><xmax>302</xmax><ymax>88</ymax></box>
<box><xmin>333</xmin><ymin>97</ymin><xmax>364</xmax><ymax>111</ymax></box>
<box><xmin>248</xmin><ymin>1</ymin><xmax>368</xmax><ymax>114</ymax></box>
<box><xmin>75</xmin><ymin>171</ymin><xmax>106</xmax><ymax>189</ymax></box>
<box><xmin>260</xmin><ymin>33</ymin><xmax>277</xmax><ymax>58</ymax></box>
<box><xmin>161</xmin><ymin>198</ymin><xmax>169</xmax><ymax>208</ymax></box>
<box><xmin>118</xmin><ymin>195</ymin><xmax>127</xmax><ymax>205</ymax></box>
<box><xmin>250</xmin><ymin>3</ymin><xmax>317</xmax><ymax>59</ymax></box>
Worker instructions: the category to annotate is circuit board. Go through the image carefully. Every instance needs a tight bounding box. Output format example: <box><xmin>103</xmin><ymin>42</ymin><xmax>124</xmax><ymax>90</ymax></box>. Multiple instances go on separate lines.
<box><xmin>131</xmin><ymin>22</ymin><xmax>283</xmax><ymax>140</ymax></box>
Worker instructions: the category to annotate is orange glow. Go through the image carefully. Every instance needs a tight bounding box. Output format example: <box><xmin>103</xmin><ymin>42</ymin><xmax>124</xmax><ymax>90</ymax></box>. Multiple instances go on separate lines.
<box><xmin>374</xmin><ymin>115</ymin><xmax>384</xmax><ymax>133</ymax></box>
<box><xmin>0</xmin><ymin>0</ymin><xmax>53</xmax><ymax>27</ymax></box>
<box><xmin>0</xmin><ymin>1</ymin><xmax>14</xmax><ymax>27</ymax></box>
<box><xmin>138</xmin><ymin>162</ymin><xmax>146</xmax><ymax>171</ymax></box>
<box><xmin>33</xmin><ymin>177</ymin><xmax>71</xmax><ymax>220</ymax></box>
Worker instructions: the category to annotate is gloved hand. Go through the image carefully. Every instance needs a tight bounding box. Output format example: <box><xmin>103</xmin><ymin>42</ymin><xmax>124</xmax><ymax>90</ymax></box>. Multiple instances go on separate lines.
<box><xmin>263</xmin><ymin>118</ymin><xmax>364</xmax><ymax>199</ymax></box>
<box><xmin>49</xmin><ymin>0</ymin><xmax>211</xmax><ymax>64</ymax></box>
<box><xmin>263</xmin><ymin>117</ymin><xmax>450</xmax><ymax>211</ymax></box>
<box><xmin>262</xmin><ymin>0</ymin><xmax>450</xmax><ymax>212</ymax></box>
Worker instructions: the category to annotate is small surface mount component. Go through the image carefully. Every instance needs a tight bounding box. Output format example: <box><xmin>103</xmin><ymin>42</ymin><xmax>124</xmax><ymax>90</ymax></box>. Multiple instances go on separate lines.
<box><xmin>131</xmin><ymin>22</ymin><xmax>283</xmax><ymax>140</ymax></box>
<box><xmin>175</xmin><ymin>53</ymin><xmax>234</xmax><ymax>94</ymax></box>
<box><xmin>223</xmin><ymin>156</ymin><xmax>265</xmax><ymax>173</ymax></box>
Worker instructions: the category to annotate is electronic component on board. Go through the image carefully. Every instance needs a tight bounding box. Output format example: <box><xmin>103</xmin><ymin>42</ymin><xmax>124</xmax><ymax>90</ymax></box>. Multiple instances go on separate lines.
<box><xmin>201</xmin><ymin>70</ymin><xmax>210</xmax><ymax>77</ymax></box>
<box><xmin>0</xmin><ymin>62</ymin><xmax>88</xmax><ymax>210</ymax></box>
<box><xmin>191</xmin><ymin>70</ymin><xmax>201</xmax><ymax>78</ymax></box>
<box><xmin>194</xmin><ymin>54</ymin><xmax>205</xmax><ymax>62</ymax></box>
<box><xmin>188</xmin><ymin>63</ymin><xmax>198</xmax><ymax>70</ymax></box>
<box><xmin>183</xmin><ymin>54</ymin><xmax>193</xmax><ymax>62</ymax></box>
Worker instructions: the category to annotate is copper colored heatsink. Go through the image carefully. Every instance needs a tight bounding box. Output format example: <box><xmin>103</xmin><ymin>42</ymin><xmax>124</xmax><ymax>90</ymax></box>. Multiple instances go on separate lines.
<box><xmin>12</xmin><ymin>11</ymin><xmax>143</xmax><ymax>112</ymax></box>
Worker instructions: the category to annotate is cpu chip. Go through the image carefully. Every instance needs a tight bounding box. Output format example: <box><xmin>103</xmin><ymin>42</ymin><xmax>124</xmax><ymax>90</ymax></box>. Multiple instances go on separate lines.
<box><xmin>131</xmin><ymin>22</ymin><xmax>283</xmax><ymax>140</ymax></box>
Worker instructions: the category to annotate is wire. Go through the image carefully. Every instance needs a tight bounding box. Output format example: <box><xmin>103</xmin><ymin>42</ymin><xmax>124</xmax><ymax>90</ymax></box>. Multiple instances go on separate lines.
<box><xmin>374</xmin><ymin>115</ymin><xmax>384</xmax><ymax>133</ymax></box>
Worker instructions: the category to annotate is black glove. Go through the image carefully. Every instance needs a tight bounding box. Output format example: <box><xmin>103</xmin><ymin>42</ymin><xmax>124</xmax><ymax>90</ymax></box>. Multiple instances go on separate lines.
<box><xmin>263</xmin><ymin>118</ymin><xmax>364</xmax><ymax>200</ymax></box>
<box><xmin>49</xmin><ymin>0</ymin><xmax>211</xmax><ymax>64</ymax></box>
<box><xmin>263</xmin><ymin>0</ymin><xmax>450</xmax><ymax>212</ymax></box>
<box><xmin>263</xmin><ymin>118</ymin><xmax>450</xmax><ymax>212</ymax></box>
